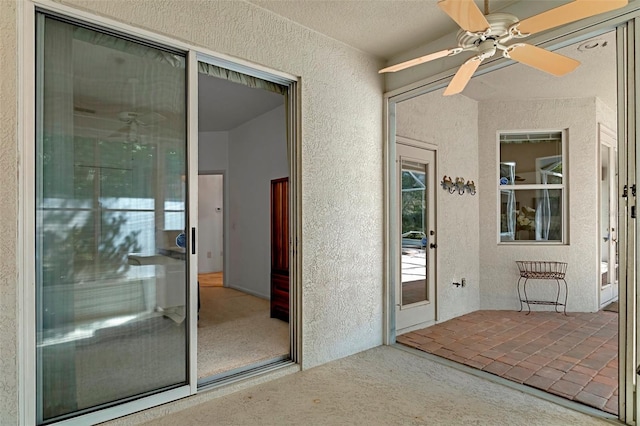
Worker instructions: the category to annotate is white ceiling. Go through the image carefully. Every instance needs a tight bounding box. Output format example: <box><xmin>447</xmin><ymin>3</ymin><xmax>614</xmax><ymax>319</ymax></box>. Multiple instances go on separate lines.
<box><xmin>463</xmin><ymin>30</ymin><xmax>617</xmax><ymax>108</ymax></box>
<box><xmin>246</xmin><ymin>0</ymin><xmax>616</xmax><ymax>108</ymax></box>
<box><xmin>248</xmin><ymin>0</ymin><xmax>564</xmax><ymax>60</ymax></box>
<box><xmin>198</xmin><ymin>74</ymin><xmax>284</xmax><ymax>132</ymax></box>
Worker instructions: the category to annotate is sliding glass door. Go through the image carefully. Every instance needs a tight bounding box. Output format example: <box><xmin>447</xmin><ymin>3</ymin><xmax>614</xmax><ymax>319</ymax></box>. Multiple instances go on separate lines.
<box><xmin>35</xmin><ymin>13</ymin><xmax>189</xmax><ymax>423</ymax></box>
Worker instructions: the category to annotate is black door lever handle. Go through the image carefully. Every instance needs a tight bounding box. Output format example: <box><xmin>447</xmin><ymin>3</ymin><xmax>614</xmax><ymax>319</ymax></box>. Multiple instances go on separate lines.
<box><xmin>430</xmin><ymin>243</ymin><xmax>437</xmax><ymax>249</ymax></box>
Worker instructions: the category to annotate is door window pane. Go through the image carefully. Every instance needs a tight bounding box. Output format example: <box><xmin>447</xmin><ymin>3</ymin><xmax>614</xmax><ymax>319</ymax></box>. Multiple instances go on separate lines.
<box><xmin>36</xmin><ymin>15</ymin><xmax>188</xmax><ymax>422</ymax></box>
<box><xmin>401</xmin><ymin>160</ymin><xmax>428</xmax><ymax>305</ymax></box>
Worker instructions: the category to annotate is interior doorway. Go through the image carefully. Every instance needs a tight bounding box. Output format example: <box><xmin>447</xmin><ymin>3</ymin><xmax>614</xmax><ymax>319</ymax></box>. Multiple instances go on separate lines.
<box><xmin>198</xmin><ymin>174</ymin><xmax>224</xmax><ymax>287</ymax></box>
<box><xmin>196</xmin><ymin>62</ymin><xmax>290</xmax><ymax>382</ymax></box>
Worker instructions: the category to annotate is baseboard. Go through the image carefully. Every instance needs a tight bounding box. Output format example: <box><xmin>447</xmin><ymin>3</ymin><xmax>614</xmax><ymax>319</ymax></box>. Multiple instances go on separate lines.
<box><xmin>227</xmin><ymin>284</ymin><xmax>269</xmax><ymax>300</ymax></box>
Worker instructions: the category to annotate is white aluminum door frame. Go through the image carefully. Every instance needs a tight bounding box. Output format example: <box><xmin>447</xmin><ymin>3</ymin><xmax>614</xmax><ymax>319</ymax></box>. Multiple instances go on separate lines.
<box><xmin>18</xmin><ymin>1</ymin><xmax>300</xmax><ymax>424</ymax></box>
<box><xmin>395</xmin><ymin>140</ymin><xmax>438</xmax><ymax>334</ymax></box>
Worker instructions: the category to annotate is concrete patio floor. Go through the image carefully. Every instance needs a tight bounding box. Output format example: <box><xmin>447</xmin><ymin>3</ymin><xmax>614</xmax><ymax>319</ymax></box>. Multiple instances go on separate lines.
<box><xmin>397</xmin><ymin>310</ymin><xmax>618</xmax><ymax>415</ymax></box>
<box><xmin>108</xmin><ymin>345</ymin><xmax>611</xmax><ymax>425</ymax></box>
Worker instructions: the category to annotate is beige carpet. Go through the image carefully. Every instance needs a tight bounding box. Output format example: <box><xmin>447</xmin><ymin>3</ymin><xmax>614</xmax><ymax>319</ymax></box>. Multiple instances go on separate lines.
<box><xmin>199</xmin><ymin>272</ymin><xmax>223</xmax><ymax>287</ymax></box>
<box><xmin>198</xmin><ymin>287</ymin><xmax>289</xmax><ymax>379</ymax></box>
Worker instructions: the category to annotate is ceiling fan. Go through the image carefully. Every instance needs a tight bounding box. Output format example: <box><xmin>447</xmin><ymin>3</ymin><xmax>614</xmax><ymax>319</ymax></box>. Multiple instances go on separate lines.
<box><xmin>108</xmin><ymin>78</ymin><xmax>166</xmax><ymax>143</ymax></box>
<box><xmin>109</xmin><ymin>110</ymin><xmax>165</xmax><ymax>142</ymax></box>
<box><xmin>379</xmin><ymin>0</ymin><xmax>628</xmax><ymax>95</ymax></box>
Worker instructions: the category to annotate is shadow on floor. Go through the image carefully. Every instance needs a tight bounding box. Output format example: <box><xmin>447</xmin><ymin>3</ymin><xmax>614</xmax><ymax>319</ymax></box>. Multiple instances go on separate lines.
<box><xmin>397</xmin><ymin>310</ymin><xmax>618</xmax><ymax>414</ymax></box>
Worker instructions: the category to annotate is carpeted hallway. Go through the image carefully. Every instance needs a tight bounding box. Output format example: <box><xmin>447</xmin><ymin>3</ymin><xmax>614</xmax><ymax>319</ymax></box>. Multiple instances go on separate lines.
<box><xmin>197</xmin><ymin>286</ymin><xmax>289</xmax><ymax>379</ymax></box>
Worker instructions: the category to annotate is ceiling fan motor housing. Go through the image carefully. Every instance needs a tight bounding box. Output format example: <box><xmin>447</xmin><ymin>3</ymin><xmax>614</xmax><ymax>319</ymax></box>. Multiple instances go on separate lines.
<box><xmin>456</xmin><ymin>13</ymin><xmax>519</xmax><ymax>50</ymax></box>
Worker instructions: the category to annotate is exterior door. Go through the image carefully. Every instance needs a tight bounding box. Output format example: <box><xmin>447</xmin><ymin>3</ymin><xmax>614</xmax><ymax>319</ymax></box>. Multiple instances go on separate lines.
<box><xmin>396</xmin><ymin>144</ymin><xmax>436</xmax><ymax>333</ymax></box>
<box><xmin>600</xmin><ymin>125</ymin><xmax>618</xmax><ymax>307</ymax></box>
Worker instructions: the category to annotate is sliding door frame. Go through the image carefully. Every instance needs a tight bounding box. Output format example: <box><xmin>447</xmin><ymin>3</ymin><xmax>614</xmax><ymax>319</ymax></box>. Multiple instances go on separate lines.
<box><xmin>18</xmin><ymin>1</ymin><xmax>301</xmax><ymax>424</ymax></box>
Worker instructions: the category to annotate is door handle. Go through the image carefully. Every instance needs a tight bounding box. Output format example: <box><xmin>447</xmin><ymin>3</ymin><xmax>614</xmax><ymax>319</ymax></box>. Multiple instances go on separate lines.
<box><xmin>430</xmin><ymin>243</ymin><xmax>437</xmax><ymax>249</ymax></box>
<box><xmin>191</xmin><ymin>227</ymin><xmax>196</xmax><ymax>255</ymax></box>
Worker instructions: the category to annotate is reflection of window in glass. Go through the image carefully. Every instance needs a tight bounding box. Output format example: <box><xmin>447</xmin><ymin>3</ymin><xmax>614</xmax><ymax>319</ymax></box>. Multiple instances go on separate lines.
<box><xmin>499</xmin><ymin>131</ymin><xmax>565</xmax><ymax>243</ymax></box>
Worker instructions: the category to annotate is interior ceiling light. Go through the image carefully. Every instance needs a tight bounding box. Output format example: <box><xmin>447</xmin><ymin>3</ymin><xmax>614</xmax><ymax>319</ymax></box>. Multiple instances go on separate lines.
<box><xmin>379</xmin><ymin>0</ymin><xmax>628</xmax><ymax>96</ymax></box>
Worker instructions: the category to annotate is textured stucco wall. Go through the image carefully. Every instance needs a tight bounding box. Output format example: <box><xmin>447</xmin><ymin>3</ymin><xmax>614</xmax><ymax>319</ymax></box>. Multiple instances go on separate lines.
<box><xmin>478</xmin><ymin>98</ymin><xmax>600</xmax><ymax>312</ymax></box>
<box><xmin>395</xmin><ymin>89</ymin><xmax>481</xmax><ymax>322</ymax></box>
<box><xmin>596</xmin><ymin>98</ymin><xmax>617</xmax><ymax>134</ymax></box>
<box><xmin>14</xmin><ymin>0</ymin><xmax>383</xmax><ymax>385</ymax></box>
<box><xmin>0</xmin><ymin>0</ymin><xmax>18</xmax><ymax>424</ymax></box>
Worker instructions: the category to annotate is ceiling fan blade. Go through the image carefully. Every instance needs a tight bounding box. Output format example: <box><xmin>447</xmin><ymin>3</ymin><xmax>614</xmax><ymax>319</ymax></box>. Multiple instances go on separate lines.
<box><xmin>438</xmin><ymin>0</ymin><xmax>490</xmax><ymax>33</ymax></box>
<box><xmin>443</xmin><ymin>58</ymin><xmax>482</xmax><ymax>96</ymax></box>
<box><xmin>517</xmin><ymin>0</ymin><xmax>628</xmax><ymax>35</ymax></box>
<box><xmin>379</xmin><ymin>49</ymin><xmax>459</xmax><ymax>73</ymax></box>
<box><xmin>508</xmin><ymin>44</ymin><xmax>580</xmax><ymax>76</ymax></box>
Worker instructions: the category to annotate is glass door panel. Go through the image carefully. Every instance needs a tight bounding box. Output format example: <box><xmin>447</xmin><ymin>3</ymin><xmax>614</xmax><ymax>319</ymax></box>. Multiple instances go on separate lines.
<box><xmin>35</xmin><ymin>15</ymin><xmax>188</xmax><ymax>423</ymax></box>
<box><xmin>396</xmin><ymin>144</ymin><xmax>436</xmax><ymax>333</ymax></box>
<box><xmin>401</xmin><ymin>160</ymin><xmax>428</xmax><ymax>306</ymax></box>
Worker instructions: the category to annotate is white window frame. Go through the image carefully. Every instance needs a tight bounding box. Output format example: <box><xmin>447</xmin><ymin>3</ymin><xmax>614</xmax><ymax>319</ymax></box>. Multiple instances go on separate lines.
<box><xmin>496</xmin><ymin>129</ymin><xmax>568</xmax><ymax>245</ymax></box>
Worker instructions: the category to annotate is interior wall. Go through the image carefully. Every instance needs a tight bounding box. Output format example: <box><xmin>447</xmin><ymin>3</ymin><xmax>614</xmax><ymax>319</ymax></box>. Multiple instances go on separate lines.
<box><xmin>227</xmin><ymin>105</ymin><xmax>287</xmax><ymax>299</ymax></box>
<box><xmin>395</xmin><ymin>91</ymin><xmax>481</xmax><ymax>322</ymax></box>
<box><xmin>198</xmin><ymin>175</ymin><xmax>224</xmax><ymax>273</ymax></box>
<box><xmin>478</xmin><ymin>97</ymin><xmax>600</xmax><ymax>312</ymax></box>
<box><xmin>198</xmin><ymin>131</ymin><xmax>228</xmax><ymax>172</ymax></box>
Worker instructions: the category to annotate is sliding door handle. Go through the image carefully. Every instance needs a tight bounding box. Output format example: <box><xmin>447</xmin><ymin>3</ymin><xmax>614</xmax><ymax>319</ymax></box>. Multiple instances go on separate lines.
<box><xmin>191</xmin><ymin>227</ymin><xmax>196</xmax><ymax>255</ymax></box>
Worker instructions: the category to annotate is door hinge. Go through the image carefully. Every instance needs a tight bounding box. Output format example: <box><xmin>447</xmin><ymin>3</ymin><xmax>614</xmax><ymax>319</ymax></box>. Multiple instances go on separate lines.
<box><xmin>623</xmin><ymin>184</ymin><xmax>636</xmax><ymax>199</ymax></box>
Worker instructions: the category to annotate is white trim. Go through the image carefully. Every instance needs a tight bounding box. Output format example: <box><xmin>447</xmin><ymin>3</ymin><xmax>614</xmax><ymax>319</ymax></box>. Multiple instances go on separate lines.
<box><xmin>395</xmin><ymin>135</ymin><xmax>438</xmax><ymax>151</ymax></box>
<box><xmin>382</xmin><ymin>97</ymin><xmax>391</xmax><ymax>345</ymax></box>
<box><xmin>18</xmin><ymin>0</ymin><xmax>37</xmax><ymax>424</ymax></box>
<box><xmin>187</xmin><ymin>50</ymin><xmax>199</xmax><ymax>396</ymax></box>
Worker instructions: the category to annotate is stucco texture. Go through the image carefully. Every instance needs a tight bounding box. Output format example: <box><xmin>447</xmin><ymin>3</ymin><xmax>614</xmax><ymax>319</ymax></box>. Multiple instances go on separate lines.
<box><xmin>49</xmin><ymin>0</ymin><xmax>383</xmax><ymax>371</ymax></box>
<box><xmin>0</xmin><ymin>0</ymin><xmax>18</xmax><ymax>424</ymax></box>
<box><xmin>396</xmin><ymin>89</ymin><xmax>481</xmax><ymax>322</ymax></box>
<box><xmin>478</xmin><ymin>98</ymin><xmax>601</xmax><ymax>312</ymax></box>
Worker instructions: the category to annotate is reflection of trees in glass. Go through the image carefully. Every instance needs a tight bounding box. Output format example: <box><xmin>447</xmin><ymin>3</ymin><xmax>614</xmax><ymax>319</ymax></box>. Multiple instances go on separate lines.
<box><xmin>41</xmin><ymin>208</ymin><xmax>140</xmax><ymax>285</ymax></box>
<box><xmin>401</xmin><ymin>170</ymin><xmax>425</xmax><ymax>234</ymax></box>
<box><xmin>40</xmin><ymin>204</ymin><xmax>142</xmax><ymax>330</ymax></box>
<box><xmin>39</xmin><ymin>136</ymin><xmax>148</xmax><ymax>328</ymax></box>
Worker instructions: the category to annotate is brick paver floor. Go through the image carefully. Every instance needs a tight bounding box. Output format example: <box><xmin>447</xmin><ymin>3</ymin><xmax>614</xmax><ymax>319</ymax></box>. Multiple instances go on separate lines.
<box><xmin>397</xmin><ymin>310</ymin><xmax>618</xmax><ymax>414</ymax></box>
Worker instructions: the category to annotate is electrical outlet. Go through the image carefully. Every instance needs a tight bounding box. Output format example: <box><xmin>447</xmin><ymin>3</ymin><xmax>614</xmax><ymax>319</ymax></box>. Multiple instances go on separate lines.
<box><xmin>462</xmin><ymin>278</ymin><xmax>466</xmax><ymax>287</ymax></box>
